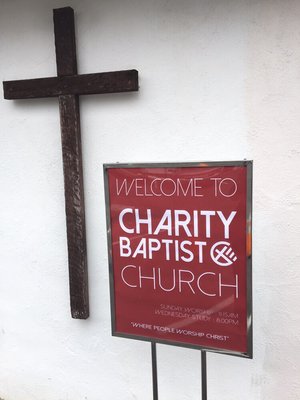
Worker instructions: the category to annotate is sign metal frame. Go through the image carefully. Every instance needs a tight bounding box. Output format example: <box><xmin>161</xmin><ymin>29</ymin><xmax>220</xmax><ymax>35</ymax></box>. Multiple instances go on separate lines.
<box><xmin>104</xmin><ymin>161</ymin><xmax>253</xmax><ymax>359</ymax></box>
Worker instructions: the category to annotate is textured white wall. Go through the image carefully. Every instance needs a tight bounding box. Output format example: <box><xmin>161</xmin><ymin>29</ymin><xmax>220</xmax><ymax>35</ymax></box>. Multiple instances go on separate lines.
<box><xmin>0</xmin><ymin>0</ymin><xmax>299</xmax><ymax>399</ymax></box>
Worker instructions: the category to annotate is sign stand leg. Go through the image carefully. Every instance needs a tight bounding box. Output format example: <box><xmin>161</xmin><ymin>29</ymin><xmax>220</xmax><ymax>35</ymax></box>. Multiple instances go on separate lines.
<box><xmin>201</xmin><ymin>351</ymin><xmax>207</xmax><ymax>400</ymax></box>
<box><xmin>151</xmin><ymin>342</ymin><xmax>159</xmax><ymax>400</ymax></box>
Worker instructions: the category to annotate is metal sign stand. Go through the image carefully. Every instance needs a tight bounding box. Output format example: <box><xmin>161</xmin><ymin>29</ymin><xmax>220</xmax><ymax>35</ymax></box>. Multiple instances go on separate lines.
<box><xmin>151</xmin><ymin>343</ymin><xmax>208</xmax><ymax>400</ymax></box>
<box><xmin>201</xmin><ymin>351</ymin><xmax>208</xmax><ymax>400</ymax></box>
<box><xmin>151</xmin><ymin>343</ymin><xmax>159</xmax><ymax>400</ymax></box>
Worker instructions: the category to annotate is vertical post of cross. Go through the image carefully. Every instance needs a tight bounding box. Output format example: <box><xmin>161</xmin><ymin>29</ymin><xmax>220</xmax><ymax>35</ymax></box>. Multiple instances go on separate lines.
<box><xmin>53</xmin><ymin>7</ymin><xmax>89</xmax><ymax>319</ymax></box>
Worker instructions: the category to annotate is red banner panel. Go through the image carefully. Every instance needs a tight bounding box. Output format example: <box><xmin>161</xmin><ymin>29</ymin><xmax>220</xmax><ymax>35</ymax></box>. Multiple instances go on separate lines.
<box><xmin>104</xmin><ymin>162</ymin><xmax>252</xmax><ymax>357</ymax></box>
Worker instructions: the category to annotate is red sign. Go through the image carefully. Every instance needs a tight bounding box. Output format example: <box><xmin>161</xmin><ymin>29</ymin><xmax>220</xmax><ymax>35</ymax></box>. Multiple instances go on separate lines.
<box><xmin>104</xmin><ymin>162</ymin><xmax>252</xmax><ymax>358</ymax></box>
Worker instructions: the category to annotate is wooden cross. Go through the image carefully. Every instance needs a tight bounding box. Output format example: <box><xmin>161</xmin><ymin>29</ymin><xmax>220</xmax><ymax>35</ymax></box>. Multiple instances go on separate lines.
<box><xmin>3</xmin><ymin>7</ymin><xmax>139</xmax><ymax>319</ymax></box>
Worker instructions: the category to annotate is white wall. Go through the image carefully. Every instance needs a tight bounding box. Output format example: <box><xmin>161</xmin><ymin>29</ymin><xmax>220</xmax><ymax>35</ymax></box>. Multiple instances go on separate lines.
<box><xmin>1</xmin><ymin>0</ymin><xmax>299</xmax><ymax>399</ymax></box>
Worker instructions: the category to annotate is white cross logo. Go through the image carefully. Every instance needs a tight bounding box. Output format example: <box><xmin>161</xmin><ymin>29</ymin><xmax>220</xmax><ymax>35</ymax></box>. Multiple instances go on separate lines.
<box><xmin>210</xmin><ymin>241</ymin><xmax>237</xmax><ymax>266</ymax></box>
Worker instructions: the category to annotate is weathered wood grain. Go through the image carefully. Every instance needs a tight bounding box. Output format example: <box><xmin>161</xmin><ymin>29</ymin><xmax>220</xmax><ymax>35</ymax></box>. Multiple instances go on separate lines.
<box><xmin>59</xmin><ymin>94</ymin><xmax>89</xmax><ymax>319</ymax></box>
<box><xmin>3</xmin><ymin>70</ymin><xmax>139</xmax><ymax>99</ymax></box>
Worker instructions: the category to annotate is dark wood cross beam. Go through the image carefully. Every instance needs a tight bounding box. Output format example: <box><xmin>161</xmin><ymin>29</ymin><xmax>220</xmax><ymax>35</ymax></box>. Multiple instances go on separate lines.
<box><xmin>3</xmin><ymin>7</ymin><xmax>139</xmax><ymax>319</ymax></box>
